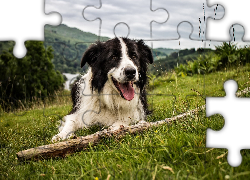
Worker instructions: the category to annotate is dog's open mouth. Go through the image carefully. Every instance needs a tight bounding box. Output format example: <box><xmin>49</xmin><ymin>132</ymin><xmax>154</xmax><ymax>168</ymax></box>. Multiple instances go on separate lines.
<box><xmin>112</xmin><ymin>77</ymin><xmax>135</xmax><ymax>101</ymax></box>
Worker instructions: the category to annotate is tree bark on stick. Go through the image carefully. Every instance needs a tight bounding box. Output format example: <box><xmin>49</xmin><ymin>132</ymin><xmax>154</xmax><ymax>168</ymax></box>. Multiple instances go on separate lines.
<box><xmin>16</xmin><ymin>105</ymin><xmax>205</xmax><ymax>161</ymax></box>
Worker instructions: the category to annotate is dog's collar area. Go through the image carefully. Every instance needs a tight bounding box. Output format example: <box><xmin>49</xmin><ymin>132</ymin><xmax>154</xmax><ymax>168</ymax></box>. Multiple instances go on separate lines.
<box><xmin>111</xmin><ymin>77</ymin><xmax>135</xmax><ymax>101</ymax></box>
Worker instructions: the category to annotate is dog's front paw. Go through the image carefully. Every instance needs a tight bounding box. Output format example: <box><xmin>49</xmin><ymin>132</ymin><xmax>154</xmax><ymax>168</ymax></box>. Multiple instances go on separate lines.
<box><xmin>51</xmin><ymin>134</ymin><xmax>62</xmax><ymax>143</ymax></box>
<box><xmin>51</xmin><ymin>132</ymin><xmax>76</xmax><ymax>143</ymax></box>
<box><xmin>108</xmin><ymin>124</ymin><xmax>126</xmax><ymax>131</ymax></box>
<box><xmin>51</xmin><ymin>133</ymin><xmax>67</xmax><ymax>142</ymax></box>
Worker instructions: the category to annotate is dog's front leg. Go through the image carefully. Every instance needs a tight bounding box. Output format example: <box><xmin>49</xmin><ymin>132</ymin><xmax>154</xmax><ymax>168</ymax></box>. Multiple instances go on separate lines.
<box><xmin>51</xmin><ymin>115</ymin><xmax>79</xmax><ymax>142</ymax></box>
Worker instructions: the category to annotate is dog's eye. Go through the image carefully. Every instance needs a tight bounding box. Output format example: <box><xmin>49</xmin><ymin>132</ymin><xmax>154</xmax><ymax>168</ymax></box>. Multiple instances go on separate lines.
<box><xmin>132</xmin><ymin>53</ymin><xmax>137</xmax><ymax>60</ymax></box>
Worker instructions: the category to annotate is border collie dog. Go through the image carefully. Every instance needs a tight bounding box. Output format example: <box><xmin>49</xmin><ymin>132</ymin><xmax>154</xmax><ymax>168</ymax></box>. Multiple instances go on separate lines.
<box><xmin>52</xmin><ymin>37</ymin><xmax>153</xmax><ymax>141</ymax></box>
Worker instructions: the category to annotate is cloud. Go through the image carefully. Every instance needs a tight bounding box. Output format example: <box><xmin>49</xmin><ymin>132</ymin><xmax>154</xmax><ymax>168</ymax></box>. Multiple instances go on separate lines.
<box><xmin>45</xmin><ymin>0</ymin><xmax>244</xmax><ymax>49</ymax></box>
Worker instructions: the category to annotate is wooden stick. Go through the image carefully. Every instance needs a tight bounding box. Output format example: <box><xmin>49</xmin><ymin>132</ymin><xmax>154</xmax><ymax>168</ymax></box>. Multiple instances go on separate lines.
<box><xmin>16</xmin><ymin>105</ymin><xmax>205</xmax><ymax>161</ymax></box>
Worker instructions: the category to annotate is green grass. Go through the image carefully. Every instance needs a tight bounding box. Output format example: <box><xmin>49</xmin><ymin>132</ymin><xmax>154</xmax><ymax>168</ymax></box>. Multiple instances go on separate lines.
<box><xmin>1</xmin><ymin>65</ymin><xmax>250</xmax><ymax>179</ymax></box>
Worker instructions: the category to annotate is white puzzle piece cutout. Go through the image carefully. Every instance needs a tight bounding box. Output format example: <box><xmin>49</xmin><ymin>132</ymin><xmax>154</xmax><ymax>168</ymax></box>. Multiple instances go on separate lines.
<box><xmin>206</xmin><ymin>80</ymin><xmax>250</xmax><ymax>167</ymax></box>
<box><xmin>0</xmin><ymin>0</ymin><xmax>61</xmax><ymax>58</ymax></box>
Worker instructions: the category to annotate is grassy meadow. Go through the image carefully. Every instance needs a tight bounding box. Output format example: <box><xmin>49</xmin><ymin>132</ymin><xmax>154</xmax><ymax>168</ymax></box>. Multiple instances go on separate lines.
<box><xmin>1</xmin><ymin>64</ymin><xmax>250</xmax><ymax>179</ymax></box>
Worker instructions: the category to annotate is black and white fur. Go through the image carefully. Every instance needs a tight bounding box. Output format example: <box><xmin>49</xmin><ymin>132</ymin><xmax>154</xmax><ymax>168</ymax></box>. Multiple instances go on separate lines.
<box><xmin>52</xmin><ymin>37</ymin><xmax>153</xmax><ymax>141</ymax></box>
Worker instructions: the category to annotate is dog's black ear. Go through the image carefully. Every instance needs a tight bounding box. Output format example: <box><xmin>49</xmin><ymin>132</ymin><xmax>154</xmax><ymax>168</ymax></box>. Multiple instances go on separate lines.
<box><xmin>137</xmin><ymin>40</ymin><xmax>154</xmax><ymax>64</ymax></box>
<box><xmin>81</xmin><ymin>42</ymin><xmax>101</xmax><ymax>68</ymax></box>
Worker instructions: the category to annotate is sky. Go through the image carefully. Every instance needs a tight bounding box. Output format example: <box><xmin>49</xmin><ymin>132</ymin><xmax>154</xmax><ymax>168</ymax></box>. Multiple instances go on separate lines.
<box><xmin>45</xmin><ymin>0</ymin><xmax>248</xmax><ymax>50</ymax></box>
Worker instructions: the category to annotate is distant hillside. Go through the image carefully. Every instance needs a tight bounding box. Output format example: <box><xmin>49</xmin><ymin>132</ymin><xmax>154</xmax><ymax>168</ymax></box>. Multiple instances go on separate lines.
<box><xmin>0</xmin><ymin>24</ymin><xmax>182</xmax><ymax>74</ymax></box>
<box><xmin>0</xmin><ymin>24</ymin><xmax>110</xmax><ymax>74</ymax></box>
<box><xmin>44</xmin><ymin>24</ymin><xmax>110</xmax><ymax>73</ymax></box>
<box><xmin>45</xmin><ymin>24</ymin><xmax>109</xmax><ymax>44</ymax></box>
<box><xmin>152</xmin><ymin>48</ymin><xmax>179</xmax><ymax>60</ymax></box>
<box><xmin>154</xmin><ymin>48</ymin><xmax>179</xmax><ymax>55</ymax></box>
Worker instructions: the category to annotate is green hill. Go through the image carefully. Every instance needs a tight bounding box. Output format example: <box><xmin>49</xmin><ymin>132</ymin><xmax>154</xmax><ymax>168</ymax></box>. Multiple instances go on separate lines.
<box><xmin>0</xmin><ymin>24</ymin><xmax>110</xmax><ymax>74</ymax></box>
<box><xmin>0</xmin><ymin>24</ymin><xmax>180</xmax><ymax>73</ymax></box>
<box><xmin>44</xmin><ymin>24</ymin><xmax>110</xmax><ymax>73</ymax></box>
<box><xmin>45</xmin><ymin>24</ymin><xmax>109</xmax><ymax>45</ymax></box>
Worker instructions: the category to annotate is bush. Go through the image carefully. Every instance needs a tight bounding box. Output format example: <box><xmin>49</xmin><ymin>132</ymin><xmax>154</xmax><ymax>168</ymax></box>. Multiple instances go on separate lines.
<box><xmin>0</xmin><ymin>41</ymin><xmax>65</xmax><ymax>111</ymax></box>
<box><xmin>175</xmin><ymin>43</ymin><xmax>250</xmax><ymax>76</ymax></box>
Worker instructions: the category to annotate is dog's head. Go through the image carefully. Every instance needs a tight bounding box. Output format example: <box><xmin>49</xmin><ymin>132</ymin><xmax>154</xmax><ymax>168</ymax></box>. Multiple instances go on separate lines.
<box><xmin>81</xmin><ymin>37</ymin><xmax>153</xmax><ymax>101</ymax></box>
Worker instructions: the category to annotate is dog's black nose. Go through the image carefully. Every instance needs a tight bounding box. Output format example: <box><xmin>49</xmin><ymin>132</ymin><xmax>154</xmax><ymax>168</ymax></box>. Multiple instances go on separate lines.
<box><xmin>124</xmin><ymin>67</ymin><xmax>136</xmax><ymax>79</ymax></box>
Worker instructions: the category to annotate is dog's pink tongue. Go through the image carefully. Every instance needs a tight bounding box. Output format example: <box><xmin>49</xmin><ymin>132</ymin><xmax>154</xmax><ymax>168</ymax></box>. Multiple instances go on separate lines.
<box><xmin>119</xmin><ymin>82</ymin><xmax>134</xmax><ymax>101</ymax></box>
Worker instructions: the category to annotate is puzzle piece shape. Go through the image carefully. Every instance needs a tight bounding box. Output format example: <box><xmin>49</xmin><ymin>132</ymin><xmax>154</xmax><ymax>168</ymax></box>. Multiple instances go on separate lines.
<box><xmin>206</xmin><ymin>80</ymin><xmax>250</xmax><ymax>167</ymax></box>
<box><xmin>45</xmin><ymin>0</ymin><xmax>100</xmax><ymax>39</ymax></box>
<box><xmin>83</xmin><ymin>0</ymin><xmax>168</xmax><ymax>39</ymax></box>
<box><xmin>148</xmin><ymin>1</ymin><xmax>224</xmax><ymax>40</ymax></box>
<box><xmin>151</xmin><ymin>21</ymin><xmax>222</xmax><ymax>50</ymax></box>
<box><xmin>207</xmin><ymin>0</ymin><xmax>250</xmax><ymax>41</ymax></box>
<box><xmin>228</xmin><ymin>24</ymin><xmax>250</xmax><ymax>47</ymax></box>
<box><xmin>0</xmin><ymin>0</ymin><xmax>61</xmax><ymax>58</ymax></box>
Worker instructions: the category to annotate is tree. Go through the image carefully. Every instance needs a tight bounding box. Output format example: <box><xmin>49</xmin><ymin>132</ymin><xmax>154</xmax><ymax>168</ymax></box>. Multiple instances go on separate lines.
<box><xmin>170</xmin><ymin>52</ymin><xmax>178</xmax><ymax>59</ymax></box>
<box><xmin>0</xmin><ymin>41</ymin><xmax>65</xmax><ymax>111</ymax></box>
<box><xmin>215</xmin><ymin>42</ymin><xmax>237</xmax><ymax>69</ymax></box>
